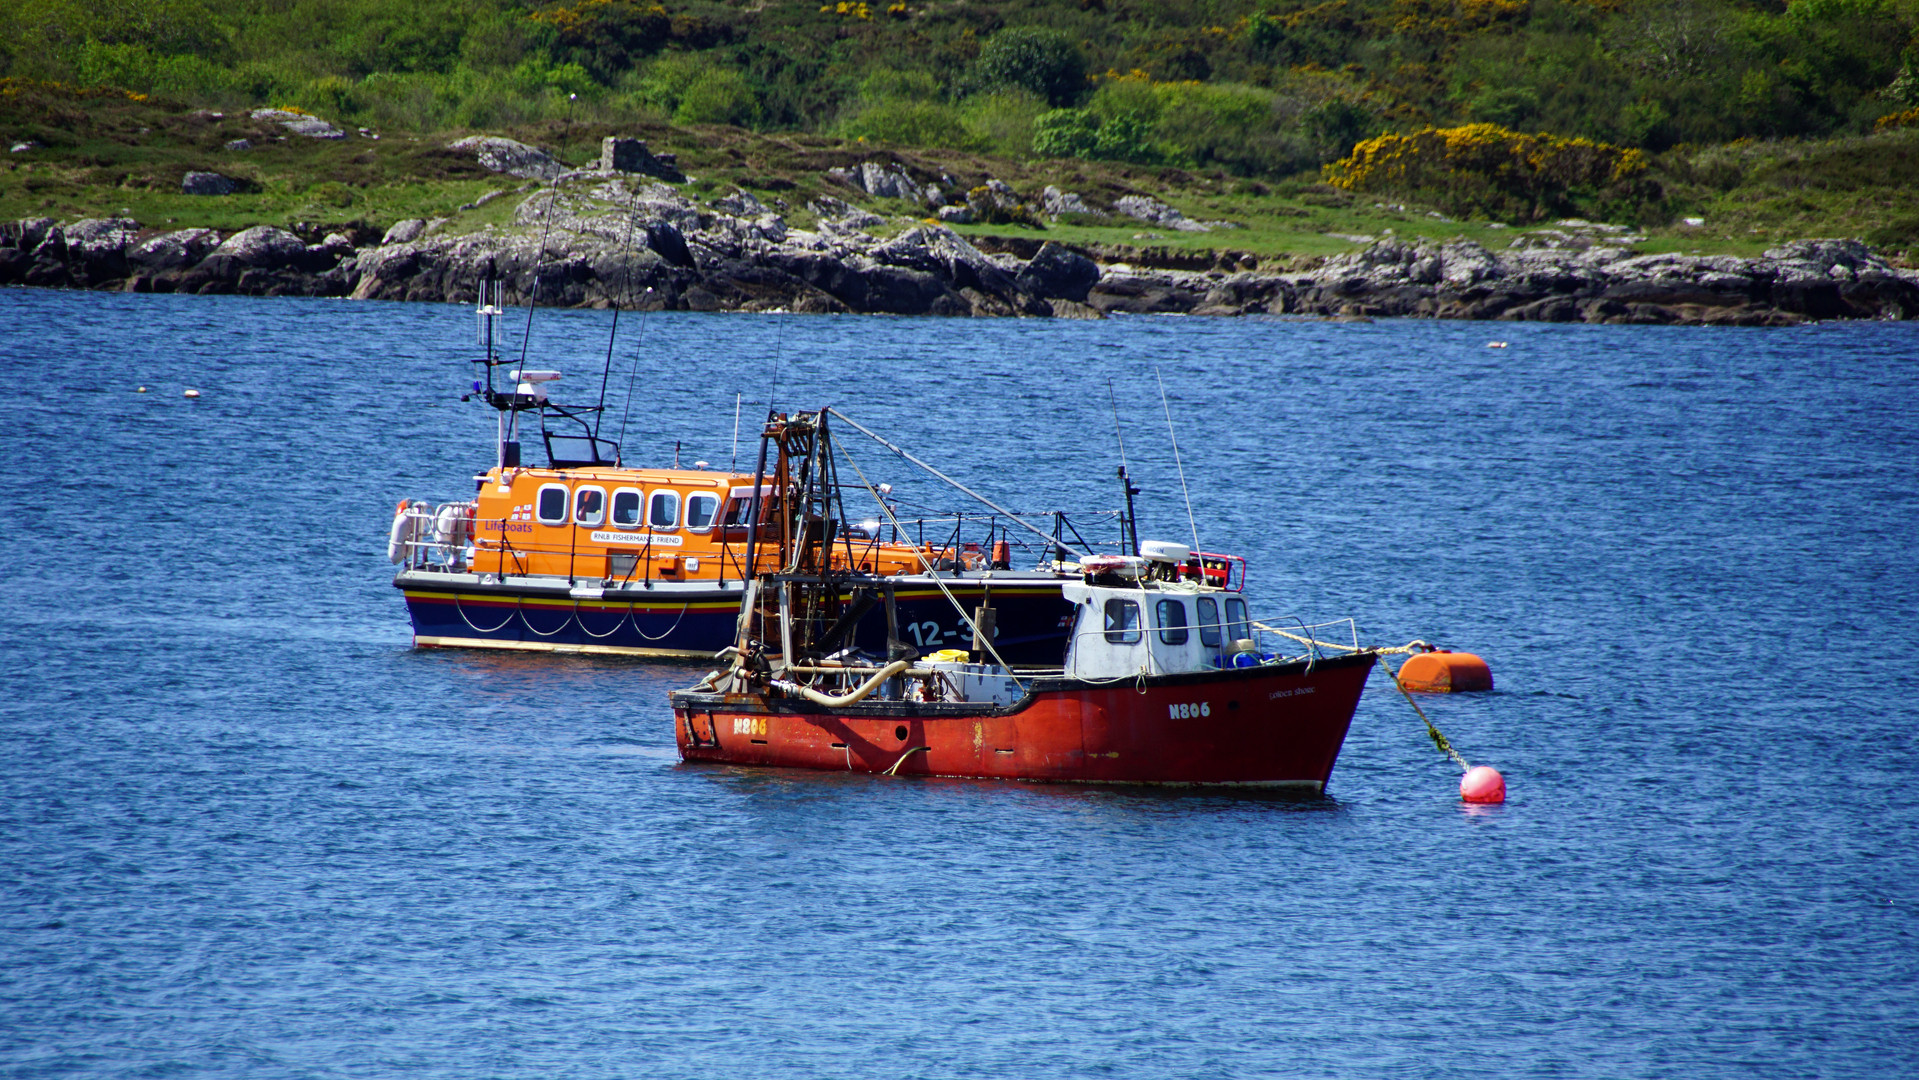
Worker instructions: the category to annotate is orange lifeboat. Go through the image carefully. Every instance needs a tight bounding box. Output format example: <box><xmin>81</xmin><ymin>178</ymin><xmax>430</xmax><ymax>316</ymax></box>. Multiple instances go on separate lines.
<box><xmin>1396</xmin><ymin>649</ymin><xmax>1493</xmax><ymax>692</ymax></box>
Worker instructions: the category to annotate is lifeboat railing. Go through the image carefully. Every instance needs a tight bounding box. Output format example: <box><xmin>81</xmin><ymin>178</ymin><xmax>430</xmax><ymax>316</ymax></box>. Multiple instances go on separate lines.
<box><xmin>394</xmin><ymin>501</ymin><xmax>477</xmax><ymax>572</ymax></box>
<box><xmin>401</xmin><ymin>506</ymin><xmax>1136</xmax><ymax>583</ymax></box>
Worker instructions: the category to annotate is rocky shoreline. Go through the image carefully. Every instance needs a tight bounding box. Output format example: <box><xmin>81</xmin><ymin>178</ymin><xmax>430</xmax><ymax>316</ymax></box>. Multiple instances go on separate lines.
<box><xmin>4</xmin><ymin>148</ymin><xmax>1915</xmax><ymax>325</ymax></box>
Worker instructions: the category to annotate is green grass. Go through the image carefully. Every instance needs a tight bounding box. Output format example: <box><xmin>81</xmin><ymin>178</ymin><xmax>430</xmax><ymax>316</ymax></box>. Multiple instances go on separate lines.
<box><xmin>4</xmin><ymin>84</ymin><xmax>1915</xmax><ymax>267</ymax></box>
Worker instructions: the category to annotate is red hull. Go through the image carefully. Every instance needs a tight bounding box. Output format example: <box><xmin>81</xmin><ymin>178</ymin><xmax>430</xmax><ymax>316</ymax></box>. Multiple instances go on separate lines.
<box><xmin>672</xmin><ymin>651</ymin><xmax>1375</xmax><ymax>788</ymax></box>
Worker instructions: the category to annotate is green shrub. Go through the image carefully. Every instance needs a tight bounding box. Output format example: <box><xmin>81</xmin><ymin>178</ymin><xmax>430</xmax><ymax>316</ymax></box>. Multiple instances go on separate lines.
<box><xmin>1032</xmin><ymin>108</ymin><xmax>1099</xmax><ymax>158</ymax></box>
<box><xmin>837</xmin><ymin>98</ymin><xmax>971</xmax><ymax>148</ymax></box>
<box><xmin>960</xmin><ymin>89</ymin><xmax>1047</xmax><ymax>157</ymax></box>
<box><xmin>674</xmin><ymin>68</ymin><xmax>758</xmax><ymax>127</ymax></box>
<box><xmin>968</xmin><ymin>27</ymin><xmax>1088</xmax><ymax>108</ymax></box>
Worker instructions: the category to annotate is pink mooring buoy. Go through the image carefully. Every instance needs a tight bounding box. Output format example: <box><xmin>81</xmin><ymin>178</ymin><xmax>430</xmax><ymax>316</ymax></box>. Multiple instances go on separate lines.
<box><xmin>1461</xmin><ymin>765</ymin><xmax>1506</xmax><ymax>804</ymax></box>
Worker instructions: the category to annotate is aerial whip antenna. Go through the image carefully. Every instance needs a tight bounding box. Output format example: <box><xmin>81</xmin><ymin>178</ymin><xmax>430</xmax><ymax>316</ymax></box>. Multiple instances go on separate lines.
<box><xmin>1156</xmin><ymin>366</ymin><xmax>1200</xmax><ymax>554</ymax></box>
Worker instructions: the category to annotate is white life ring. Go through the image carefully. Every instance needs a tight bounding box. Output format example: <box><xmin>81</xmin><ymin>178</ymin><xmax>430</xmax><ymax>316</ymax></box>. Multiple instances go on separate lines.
<box><xmin>387</xmin><ymin>499</ymin><xmax>413</xmax><ymax>563</ymax></box>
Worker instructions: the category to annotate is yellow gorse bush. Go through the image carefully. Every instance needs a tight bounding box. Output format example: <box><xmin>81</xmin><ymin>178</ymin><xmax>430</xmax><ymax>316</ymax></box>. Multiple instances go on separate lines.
<box><xmin>1874</xmin><ymin>107</ymin><xmax>1919</xmax><ymax>131</ymax></box>
<box><xmin>1323</xmin><ymin>123</ymin><xmax>1648</xmax><ymax>218</ymax></box>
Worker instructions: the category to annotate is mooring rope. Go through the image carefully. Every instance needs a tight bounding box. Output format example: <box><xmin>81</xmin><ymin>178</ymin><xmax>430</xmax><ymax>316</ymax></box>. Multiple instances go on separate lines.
<box><xmin>1375</xmin><ymin>655</ymin><xmax>1472</xmax><ymax>772</ymax></box>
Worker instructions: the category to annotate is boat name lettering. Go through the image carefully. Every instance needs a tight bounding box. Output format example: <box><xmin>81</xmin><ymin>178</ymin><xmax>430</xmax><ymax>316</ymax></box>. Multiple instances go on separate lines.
<box><xmin>732</xmin><ymin>717</ymin><xmax>767</xmax><ymax>736</ymax></box>
<box><xmin>591</xmin><ymin>531</ymin><xmax>685</xmax><ymax>547</ymax></box>
<box><xmin>1169</xmin><ymin>701</ymin><xmax>1211</xmax><ymax>719</ymax></box>
<box><xmin>1267</xmin><ymin>687</ymin><xmax>1317</xmax><ymax>700</ymax></box>
<box><xmin>480</xmin><ymin>520</ymin><xmax>534</xmax><ymax>534</ymax></box>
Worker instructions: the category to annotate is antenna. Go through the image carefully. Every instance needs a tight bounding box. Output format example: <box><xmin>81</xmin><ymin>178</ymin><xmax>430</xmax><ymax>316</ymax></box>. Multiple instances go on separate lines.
<box><xmin>613</xmin><ymin>287</ymin><xmax>655</xmax><ymax>459</ymax></box>
<box><xmin>731</xmin><ymin>392</ymin><xmax>742</xmax><ymax>471</ymax></box>
<box><xmin>766</xmin><ymin>319</ymin><xmax>785</xmax><ymax>417</ymax></box>
<box><xmin>1107</xmin><ymin>378</ymin><xmax>1139</xmax><ymax>556</ymax></box>
<box><xmin>518</xmin><ymin>186</ymin><xmax>559</xmax><ymax>371</ymax></box>
<box><xmin>1156</xmin><ymin>366</ymin><xmax>1200</xmax><ymax>554</ymax></box>
<box><xmin>594</xmin><ymin>182</ymin><xmax>644</xmax><ymax>436</ymax></box>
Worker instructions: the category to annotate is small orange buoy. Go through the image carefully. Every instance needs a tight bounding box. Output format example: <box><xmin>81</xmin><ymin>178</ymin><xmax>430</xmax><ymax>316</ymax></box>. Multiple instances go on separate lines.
<box><xmin>1397</xmin><ymin>650</ymin><xmax>1493</xmax><ymax>692</ymax></box>
<box><xmin>1461</xmin><ymin>765</ymin><xmax>1506</xmax><ymax>803</ymax></box>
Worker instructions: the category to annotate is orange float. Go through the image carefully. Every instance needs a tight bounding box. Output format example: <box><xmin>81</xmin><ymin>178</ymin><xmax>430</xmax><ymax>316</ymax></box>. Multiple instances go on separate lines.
<box><xmin>1396</xmin><ymin>649</ymin><xmax>1493</xmax><ymax>692</ymax></box>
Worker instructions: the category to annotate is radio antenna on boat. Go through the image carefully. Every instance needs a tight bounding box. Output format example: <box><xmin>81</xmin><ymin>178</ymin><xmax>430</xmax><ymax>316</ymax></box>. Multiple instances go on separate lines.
<box><xmin>1108</xmin><ymin>378</ymin><xmax>1140</xmax><ymax>556</ymax></box>
<box><xmin>766</xmin><ymin>319</ymin><xmax>785</xmax><ymax>418</ymax></box>
<box><xmin>613</xmin><ymin>290</ymin><xmax>652</xmax><ymax>462</ymax></box>
<box><xmin>731</xmin><ymin>392</ymin><xmax>742</xmax><ymax>471</ymax></box>
<box><xmin>517</xmin><ymin>183</ymin><xmax>560</xmax><ymax>371</ymax></box>
<box><xmin>1156</xmin><ymin>366</ymin><xmax>1201</xmax><ymax>554</ymax></box>
<box><xmin>593</xmin><ymin>181</ymin><xmax>645</xmax><ymax>436</ymax></box>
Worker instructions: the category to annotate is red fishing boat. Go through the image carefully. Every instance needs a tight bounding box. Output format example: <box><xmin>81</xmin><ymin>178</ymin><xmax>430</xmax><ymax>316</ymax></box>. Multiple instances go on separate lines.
<box><xmin>670</xmin><ymin>410</ymin><xmax>1377</xmax><ymax>788</ymax></box>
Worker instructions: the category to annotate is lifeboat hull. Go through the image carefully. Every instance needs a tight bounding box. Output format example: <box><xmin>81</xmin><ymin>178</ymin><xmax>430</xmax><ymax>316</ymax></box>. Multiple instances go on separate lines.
<box><xmin>398</xmin><ymin>571</ymin><xmax>1077</xmax><ymax>662</ymax></box>
<box><xmin>671</xmin><ymin>650</ymin><xmax>1375</xmax><ymax>788</ymax></box>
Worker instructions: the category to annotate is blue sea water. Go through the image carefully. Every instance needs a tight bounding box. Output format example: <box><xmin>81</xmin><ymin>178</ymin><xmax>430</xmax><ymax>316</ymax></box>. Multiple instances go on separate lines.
<box><xmin>2</xmin><ymin>286</ymin><xmax>1916</xmax><ymax>1078</ymax></box>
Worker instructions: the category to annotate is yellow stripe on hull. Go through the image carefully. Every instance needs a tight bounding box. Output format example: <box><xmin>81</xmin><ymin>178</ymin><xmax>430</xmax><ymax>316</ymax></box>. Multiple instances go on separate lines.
<box><xmin>411</xmin><ymin>634</ymin><xmax>711</xmax><ymax>659</ymax></box>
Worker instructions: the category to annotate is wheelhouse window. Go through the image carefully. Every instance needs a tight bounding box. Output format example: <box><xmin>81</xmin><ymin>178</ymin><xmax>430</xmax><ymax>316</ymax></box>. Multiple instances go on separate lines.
<box><xmin>573</xmin><ymin>486</ymin><xmax>606</xmax><ymax>527</ymax></box>
<box><xmin>648</xmin><ymin>490</ymin><xmax>680</xmax><ymax>530</ymax></box>
<box><xmin>1156</xmin><ymin>599</ymin><xmax>1189</xmax><ymax>645</ymax></box>
<box><xmin>1103</xmin><ymin>598</ymin><xmax>1142</xmax><ymax>644</ymax></box>
<box><xmin>719</xmin><ymin>487</ymin><xmax>776</xmax><ymax>538</ymax></box>
<box><xmin>685</xmin><ymin>492</ymin><xmax>719</xmax><ymax>532</ymax></box>
<box><xmin>1224</xmin><ymin>597</ymin><xmax>1251</xmax><ymax>643</ymax></box>
<box><xmin>536</xmin><ymin>483</ymin><xmax>569</xmax><ymax>525</ymax></box>
<box><xmin>1197</xmin><ymin>597</ymin><xmax>1221</xmax><ymax>647</ymax></box>
<box><xmin>611</xmin><ymin>488</ymin><xmax>642</xmax><ymax>529</ymax></box>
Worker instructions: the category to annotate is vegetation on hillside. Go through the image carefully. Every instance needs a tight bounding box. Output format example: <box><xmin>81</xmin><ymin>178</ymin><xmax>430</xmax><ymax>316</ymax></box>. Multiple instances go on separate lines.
<box><xmin>2</xmin><ymin>0</ymin><xmax>1917</xmax><ymax>252</ymax></box>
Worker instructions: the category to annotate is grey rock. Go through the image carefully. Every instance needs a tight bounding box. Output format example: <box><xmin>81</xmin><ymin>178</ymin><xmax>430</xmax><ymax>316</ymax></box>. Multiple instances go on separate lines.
<box><xmin>861</xmin><ymin>162</ymin><xmax>924</xmax><ymax>202</ymax></box>
<box><xmin>11</xmin><ymin>140</ymin><xmax>43</xmax><ymax>153</ymax></box>
<box><xmin>1041</xmin><ymin>186</ymin><xmax>1105</xmax><ymax>219</ymax></box>
<box><xmin>64</xmin><ymin>217</ymin><xmax>140</xmax><ymax>257</ymax></box>
<box><xmin>599</xmin><ymin>137</ymin><xmax>684</xmax><ymax>182</ymax></box>
<box><xmin>1016</xmin><ymin>241</ymin><xmax>1099</xmax><ymax>302</ymax></box>
<box><xmin>212</xmin><ymin>225</ymin><xmax>309</xmax><ymax>268</ymax></box>
<box><xmin>225</xmin><ymin>139</ymin><xmax>252</xmax><ymax>151</ymax></box>
<box><xmin>130</xmin><ymin>228</ymin><xmax>220</xmax><ymax>272</ymax></box>
<box><xmin>382</xmin><ymin>219</ymin><xmax>427</xmax><ymax>246</ymax></box>
<box><xmin>250</xmin><ymin>108</ymin><xmax>345</xmax><ymax>139</ymax></box>
<box><xmin>807</xmin><ymin>196</ymin><xmax>885</xmax><ymax>232</ymax></box>
<box><xmin>449</xmin><ymin>136</ymin><xmax>562</xmax><ymax>180</ymax></box>
<box><xmin>1763</xmin><ymin>238</ymin><xmax>1872</xmax><ymax>270</ymax></box>
<box><xmin>1113</xmin><ymin>195</ymin><xmax>1210</xmax><ymax>233</ymax></box>
<box><xmin>712</xmin><ymin>189</ymin><xmax>766</xmax><ymax>216</ymax></box>
<box><xmin>936</xmin><ymin>205</ymin><xmax>974</xmax><ymax>225</ymax></box>
<box><xmin>182</xmin><ymin>171</ymin><xmax>235</xmax><ymax>196</ymax></box>
<box><xmin>828</xmin><ymin>162</ymin><xmax>927</xmax><ymax>202</ymax></box>
<box><xmin>2</xmin><ymin>217</ymin><xmax>56</xmax><ymax>250</ymax></box>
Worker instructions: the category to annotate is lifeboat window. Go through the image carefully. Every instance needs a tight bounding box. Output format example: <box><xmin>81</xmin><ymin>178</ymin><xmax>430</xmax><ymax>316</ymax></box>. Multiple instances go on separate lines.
<box><xmin>1197</xmin><ymin>597</ymin><xmax>1221</xmax><ymax>647</ymax></box>
<box><xmin>1156</xmin><ymin>599</ymin><xmax>1189</xmax><ymax>645</ymax></box>
<box><xmin>536</xmin><ymin>483</ymin><xmax>569</xmax><ymax>525</ymax></box>
<box><xmin>611</xmin><ymin>488</ymin><xmax>642</xmax><ymax>529</ymax></box>
<box><xmin>573</xmin><ymin>486</ymin><xmax>606</xmax><ymax>527</ymax></box>
<box><xmin>685</xmin><ymin>492</ymin><xmax>719</xmax><ymax>532</ymax></box>
<box><xmin>648</xmin><ymin>490</ymin><xmax>680</xmax><ymax>530</ymax></box>
<box><xmin>1103</xmin><ymin>598</ymin><xmax>1142</xmax><ymax>644</ymax></box>
<box><xmin>1224</xmin><ymin>597</ymin><xmax>1250</xmax><ymax>643</ymax></box>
